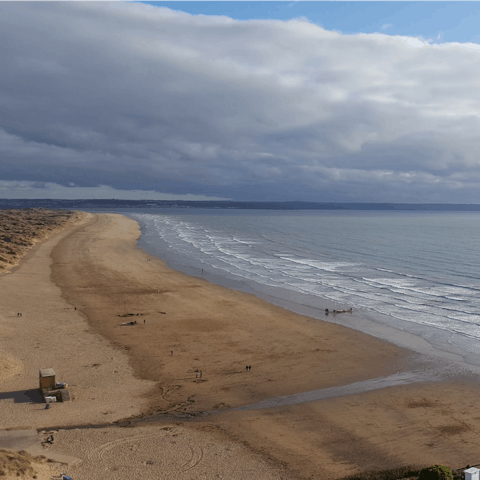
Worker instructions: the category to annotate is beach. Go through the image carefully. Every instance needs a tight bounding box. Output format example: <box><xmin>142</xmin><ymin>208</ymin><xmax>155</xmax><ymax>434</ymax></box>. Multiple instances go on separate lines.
<box><xmin>2</xmin><ymin>212</ymin><xmax>480</xmax><ymax>479</ymax></box>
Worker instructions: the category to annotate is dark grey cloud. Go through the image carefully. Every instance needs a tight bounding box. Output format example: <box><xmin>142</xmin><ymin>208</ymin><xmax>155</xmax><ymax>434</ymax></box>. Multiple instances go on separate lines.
<box><xmin>1</xmin><ymin>3</ymin><xmax>480</xmax><ymax>201</ymax></box>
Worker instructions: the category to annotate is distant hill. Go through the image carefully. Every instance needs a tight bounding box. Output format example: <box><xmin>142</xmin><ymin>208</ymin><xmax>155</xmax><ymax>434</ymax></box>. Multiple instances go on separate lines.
<box><xmin>2</xmin><ymin>199</ymin><xmax>480</xmax><ymax>211</ymax></box>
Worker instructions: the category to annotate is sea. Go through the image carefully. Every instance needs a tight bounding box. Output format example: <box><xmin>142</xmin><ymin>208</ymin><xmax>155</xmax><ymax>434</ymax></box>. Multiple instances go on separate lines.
<box><xmin>125</xmin><ymin>208</ymin><xmax>480</xmax><ymax>370</ymax></box>
<box><xmin>3</xmin><ymin>200</ymin><xmax>480</xmax><ymax>370</ymax></box>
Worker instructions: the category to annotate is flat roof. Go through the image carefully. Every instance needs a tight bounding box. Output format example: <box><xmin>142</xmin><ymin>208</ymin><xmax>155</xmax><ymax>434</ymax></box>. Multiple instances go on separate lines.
<box><xmin>39</xmin><ymin>368</ymin><xmax>55</xmax><ymax>377</ymax></box>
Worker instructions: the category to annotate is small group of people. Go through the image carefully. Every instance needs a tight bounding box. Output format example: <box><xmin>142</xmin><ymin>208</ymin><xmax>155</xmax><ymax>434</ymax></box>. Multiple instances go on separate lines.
<box><xmin>245</xmin><ymin>365</ymin><xmax>252</xmax><ymax>372</ymax></box>
<box><xmin>195</xmin><ymin>370</ymin><xmax>203</xmax><ymax>378</ymax></box>
<box><xmin>16</xmin><ymin>312</ymin><xmax>23</xmax><ymax>317</ymax></box>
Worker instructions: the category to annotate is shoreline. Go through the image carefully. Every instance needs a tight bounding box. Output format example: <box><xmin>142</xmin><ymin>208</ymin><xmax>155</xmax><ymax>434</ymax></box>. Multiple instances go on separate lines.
<box><xmin>3</xmin><ymin>211</ymin><xmax>480</xmax><ymax>479</ymax></box>
<box><xmin>51</xmin><ymin>213</ymin><xmax>414</xmax><ymax>413</ymax></box>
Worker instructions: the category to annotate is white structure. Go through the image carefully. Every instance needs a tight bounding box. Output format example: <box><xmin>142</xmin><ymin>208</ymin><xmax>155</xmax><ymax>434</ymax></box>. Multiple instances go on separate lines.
<box><xmin>465</xmin><ymin>467</ymin><xmax>480</xmax><ymax>480</ymax></box>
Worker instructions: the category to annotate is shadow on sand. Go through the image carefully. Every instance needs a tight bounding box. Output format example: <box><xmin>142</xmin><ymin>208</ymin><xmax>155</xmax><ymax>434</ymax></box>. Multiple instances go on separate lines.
<box><xmin>0</xmin><ymin>389</ymin><xmax>42</xmax><ymax>403</ymax></box>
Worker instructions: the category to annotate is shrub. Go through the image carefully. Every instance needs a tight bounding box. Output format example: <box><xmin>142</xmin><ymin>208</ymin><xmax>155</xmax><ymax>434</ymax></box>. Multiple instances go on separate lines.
<box><xmin>341</xmin><ymin>465</ymin><xmax>424</xmax><ymax>480</ymax></box>
<box><xmin>418</xmin><ymin>465</ymin><xmax>453</xmax><ymax>480</ymax></box>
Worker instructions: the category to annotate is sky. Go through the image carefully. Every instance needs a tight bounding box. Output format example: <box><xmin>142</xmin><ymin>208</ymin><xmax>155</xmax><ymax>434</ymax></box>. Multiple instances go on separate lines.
<box><xmin>2</xmin><ymin>2</ymin><xmax>480</xmax><ymax>202</ymax></box>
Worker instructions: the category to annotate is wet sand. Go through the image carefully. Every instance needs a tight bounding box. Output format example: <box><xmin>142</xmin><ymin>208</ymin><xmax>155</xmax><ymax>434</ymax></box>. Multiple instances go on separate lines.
<box><xmin>50</xmin><ymin>213</ymin><xmax>409</xmax><ymax>414</ymax></box>
<box><xmin>2</xmin><ymin>211</ymin><xmax>480</xmax><ymax>479</ymax></box>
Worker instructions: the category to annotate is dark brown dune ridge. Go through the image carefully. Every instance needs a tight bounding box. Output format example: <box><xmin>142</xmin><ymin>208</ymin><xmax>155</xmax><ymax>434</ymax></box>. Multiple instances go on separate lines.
<box><xmin>0</xmin><ymin>208</ymin><xmax>77</xmax><ymax>273</ymax></box>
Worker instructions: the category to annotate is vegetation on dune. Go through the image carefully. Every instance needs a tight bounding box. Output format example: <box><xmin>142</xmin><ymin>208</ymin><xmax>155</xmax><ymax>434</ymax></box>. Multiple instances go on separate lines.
<box><xmin>418</xmin><ymin>465</ymin><xmax>454</xmax><ymax>480</ymax></box>
<box><xmin>340</xmin><ymin>465</ymin><xmax>426</xmax><ymax>480</ymax></box>
<box><xmin>340</xmin><ymin>464</ymin><xmax>463</xmax><ymax>480</ymax></box>
<box><xmin>0</xmin><ymin>208</ymin><xmax>74</xmax><ymax>272</ymax></box>
<box><xmin>0</xmin><ymin>449</ymin><xmax>51</xmax><ymax>478</ymax></box>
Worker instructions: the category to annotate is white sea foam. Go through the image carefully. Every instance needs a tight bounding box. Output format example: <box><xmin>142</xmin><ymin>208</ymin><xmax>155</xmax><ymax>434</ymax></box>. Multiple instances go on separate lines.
<box><xmin>132</xmin><ymin>210</ymin><xmax>480</xmax><ymax>364</ymax></box>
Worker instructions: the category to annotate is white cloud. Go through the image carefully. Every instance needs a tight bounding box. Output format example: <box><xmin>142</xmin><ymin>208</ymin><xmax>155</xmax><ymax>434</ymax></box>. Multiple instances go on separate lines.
<box><xmin>381</xmin><ymin>23</ymin><xmax>392</xmax><ymax>30</ymax></box>
<box><xmin>1</xmin><ymin>3</ymin><xmax>480</xmax><ymax>202</ymax></box>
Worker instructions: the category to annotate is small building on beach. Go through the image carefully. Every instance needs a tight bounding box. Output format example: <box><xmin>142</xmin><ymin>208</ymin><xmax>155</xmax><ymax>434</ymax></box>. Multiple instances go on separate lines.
<box><xmin>38</xmin><ymin>368</ymin><xmax>70</xmax><ymax>403</ymax></box>
<box><xmin>39</xmin><ymin>368</ymin><xmax>56</xmax><ymax>391</ymax></box>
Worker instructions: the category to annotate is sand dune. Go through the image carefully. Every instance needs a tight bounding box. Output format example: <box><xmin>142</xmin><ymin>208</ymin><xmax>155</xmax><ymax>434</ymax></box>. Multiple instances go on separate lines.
<box><xmin>0</xmin><ymin>208</ymin><xmax>77</xmax><ymax>274</ymax></box>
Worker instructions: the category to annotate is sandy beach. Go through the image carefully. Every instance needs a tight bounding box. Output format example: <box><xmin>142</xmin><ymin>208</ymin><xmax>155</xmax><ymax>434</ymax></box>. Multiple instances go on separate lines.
<box><xmin>2</xmin><ymin>211</ymin><xmax>480</xmax><ymax>479</ymax></box>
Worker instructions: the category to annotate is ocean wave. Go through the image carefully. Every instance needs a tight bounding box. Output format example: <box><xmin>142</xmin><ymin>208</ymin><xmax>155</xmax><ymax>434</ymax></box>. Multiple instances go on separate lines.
<box><xmin>135</xmin><ymin>212</ymin><xmax>480</xmax><ymax>346</ymax></box>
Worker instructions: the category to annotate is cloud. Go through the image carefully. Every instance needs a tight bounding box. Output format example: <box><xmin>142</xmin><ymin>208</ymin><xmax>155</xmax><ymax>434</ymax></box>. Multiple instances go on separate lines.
<box><xmin>1</xmin><ymin>3</ymin><xmax>480</xmax><ymax>202</ymax></box>
<box><xmin>381</xmin><ymin>23</ymin><xmax>392</xmax><ymax>30</ymax></box>
<box><xmin>0</xmin><ymin>181</ymin><xmax>228</xmax><ymax>201</ymax></box>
